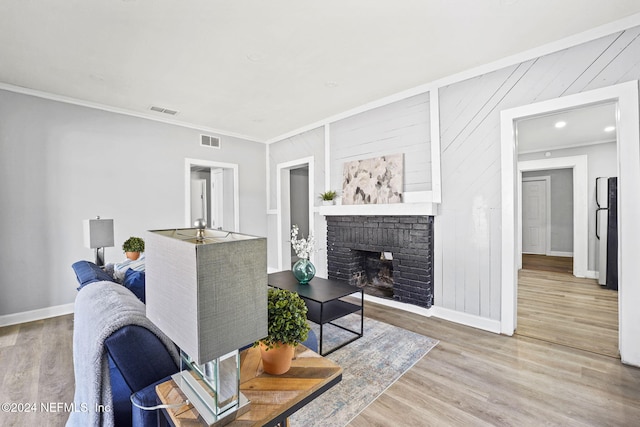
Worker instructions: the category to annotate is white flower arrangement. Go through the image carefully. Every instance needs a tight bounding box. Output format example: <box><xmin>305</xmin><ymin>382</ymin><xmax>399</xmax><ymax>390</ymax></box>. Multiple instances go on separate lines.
<box><xmin>290</xmin><ymin>225</ymin><xmax>314</xmax><ymax>260</ymax></box>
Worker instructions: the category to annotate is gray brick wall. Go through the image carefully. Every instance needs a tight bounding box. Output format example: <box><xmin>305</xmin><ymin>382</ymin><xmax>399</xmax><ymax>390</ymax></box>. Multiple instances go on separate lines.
<box><xmin>326</xmin><ymin>215</ymin><xmax>434</xmax><ymax>308</ymax></box>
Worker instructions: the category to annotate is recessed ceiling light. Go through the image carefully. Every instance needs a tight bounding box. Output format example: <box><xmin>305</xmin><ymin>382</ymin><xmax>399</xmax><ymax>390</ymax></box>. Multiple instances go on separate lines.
<box><xmin>554</xmin><ymin>121</ymin><xmax>567</xmax><ymax>128</ymax></box>
<box><xmin>604</xmin><ymin>126</ymin><xmax>616</xmax><ymax>132</ymax></box>
<box><xmin>325</xmin><ymin>81</ymin><xmax>339</xmax><ymax>88</ymax></box>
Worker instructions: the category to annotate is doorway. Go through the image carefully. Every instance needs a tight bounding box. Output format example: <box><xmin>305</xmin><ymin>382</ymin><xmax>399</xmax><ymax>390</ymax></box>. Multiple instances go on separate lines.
<box><xmin>185</xmin><ymin>158</ymin><xmax>239</xmax><ymax>232</ymax></box>
<box><xmin>500</xmin><ymin>81</ymin><xmax>640</xmax><ymax>366</ymax></box>
<box><xmin>276</xmin><ymin>157</ymin><xmax>314</xmax><ymax>271</ymax></box>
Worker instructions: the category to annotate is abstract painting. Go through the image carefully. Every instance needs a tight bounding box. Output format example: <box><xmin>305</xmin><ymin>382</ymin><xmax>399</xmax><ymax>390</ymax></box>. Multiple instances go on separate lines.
<box><xmin>342</xmin><ymin>154</ymin><xmax>403</xmax><ymax>205</ymax></box>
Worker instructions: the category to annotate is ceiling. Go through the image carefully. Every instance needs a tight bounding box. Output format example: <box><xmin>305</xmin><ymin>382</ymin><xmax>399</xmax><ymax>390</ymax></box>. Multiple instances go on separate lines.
<box><xmin>1</xmin><ymin>1</ymin><xmax>639</xmax><ymax>142</ymax></box>
<box><xmin>517</xmin><ymin>102</ymin><xmax>617</xmax><ymax>153</ymax></box>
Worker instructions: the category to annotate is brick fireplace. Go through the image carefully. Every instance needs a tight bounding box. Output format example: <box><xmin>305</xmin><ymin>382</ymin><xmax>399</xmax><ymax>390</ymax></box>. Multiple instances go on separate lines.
<box><xmin>326</xmin><ymin>215</ymin><xmax>434</xmax><ymax>308</ymax></box>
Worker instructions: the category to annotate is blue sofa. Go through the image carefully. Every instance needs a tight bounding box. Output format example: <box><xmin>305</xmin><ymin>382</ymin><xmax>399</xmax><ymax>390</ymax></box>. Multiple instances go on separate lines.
<box><xmin>71</xmin><ymin>261</ymin><xmax>179</xmax><ymax>426</ymax></box>
<box><xmin>70</xmin><ymin>260</ymin><xmax>318</xmax><ymax>427</ymax></box>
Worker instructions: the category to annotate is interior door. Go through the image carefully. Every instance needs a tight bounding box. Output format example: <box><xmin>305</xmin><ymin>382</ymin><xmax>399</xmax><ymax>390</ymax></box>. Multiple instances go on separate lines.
<box><xmin>190</xmin><ymin>178</ymin><xmax>207</xmax><ymax>225</ymax></box>
<box><xmin>522</xmin><ymin>179</ymin><xmax>547</xmax><ymax>254</ymax></box>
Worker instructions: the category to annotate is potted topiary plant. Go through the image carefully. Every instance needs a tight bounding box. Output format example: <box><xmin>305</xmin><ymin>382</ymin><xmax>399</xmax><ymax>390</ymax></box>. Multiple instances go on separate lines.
<box><xmin>122</xmin><ymin>236</ymin><xmax>145</xmax><ymax>260</ymax></box>
<box><xmin>319</xmin><ymin>190</ymin><xmax>338</xmax><ymax>206</ymax></box>
<box><xmin>256</xmin><ymin>288</ymin><xmax>311</xmax><ymax>375</ymax></box>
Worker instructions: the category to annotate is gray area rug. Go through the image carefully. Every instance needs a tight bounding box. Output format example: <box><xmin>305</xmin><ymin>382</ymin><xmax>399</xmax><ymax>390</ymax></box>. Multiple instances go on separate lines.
<box><xmin>290</xmin><ymin>314</ymin><xmax>438</xmax><ymax>427</ymax></box>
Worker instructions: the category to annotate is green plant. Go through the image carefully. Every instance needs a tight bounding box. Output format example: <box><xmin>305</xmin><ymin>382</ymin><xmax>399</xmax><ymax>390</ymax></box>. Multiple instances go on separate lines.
<box><xmin>258</xmin><ymin>288</ymin><xmax>310</xmax><ymax>350</ymax></box>
<box><xmin>122</xmin><ymin>236</ymin><xmax>145</xmax><ymax>253</ymax></box>
<box><xmin>319</xmin><ymin>190</ymin><xmax>338</xmax><ymax>201</ymax></box>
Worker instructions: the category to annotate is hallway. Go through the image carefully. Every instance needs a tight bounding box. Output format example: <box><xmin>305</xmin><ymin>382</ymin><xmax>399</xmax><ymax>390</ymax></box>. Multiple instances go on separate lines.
<box><xmin>517</xmin><ymin>255</ymin><xmax>619</xmax><ymax>358</ymax></box>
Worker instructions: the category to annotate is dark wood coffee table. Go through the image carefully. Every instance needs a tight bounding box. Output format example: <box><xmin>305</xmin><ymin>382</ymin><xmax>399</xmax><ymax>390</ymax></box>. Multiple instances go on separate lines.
<box><xmin>268</xmin><ymin>271</ymin><xmax>364</xmax><ymax>356</ymax></box>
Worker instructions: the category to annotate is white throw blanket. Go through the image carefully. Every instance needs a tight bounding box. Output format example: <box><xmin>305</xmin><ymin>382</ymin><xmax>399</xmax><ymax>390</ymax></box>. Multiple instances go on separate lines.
<box><xmin>66</xmin><ymin>281</ymin><xmax>179</xmax><ymax>427</ymax></box>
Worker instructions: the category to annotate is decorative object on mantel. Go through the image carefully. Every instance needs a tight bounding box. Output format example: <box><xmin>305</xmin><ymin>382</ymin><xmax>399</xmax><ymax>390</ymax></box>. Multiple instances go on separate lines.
<box><xmin>319</xmin><ymin>190</ymin><xmax>339</xmax><ymax>206</ymax></box>
<box><xmin>290</xmin><ymin>225</ymin><xmax>316</xmax><ymax>284</ymax></box>
<box><xmin>257</xmin><ymin>288</ymin><xmax>311</xmax><ymax>375</ymax></box>
<box><xmin>342</xmin><ymin>153</ymin><xmax>403</xmax><ymax>205</ymax></box>
<box><xmin>121</xmin><ymin>236</ymin><xmax>145</xmax><ymax>260</ymax></box>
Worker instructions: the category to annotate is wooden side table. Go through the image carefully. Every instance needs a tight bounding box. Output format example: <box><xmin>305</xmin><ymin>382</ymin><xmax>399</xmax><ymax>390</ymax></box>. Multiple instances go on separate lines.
<box><xmin>157</xmin><ymin>344</ymin><xmax>342</xmax><ymax>426</ymax></box>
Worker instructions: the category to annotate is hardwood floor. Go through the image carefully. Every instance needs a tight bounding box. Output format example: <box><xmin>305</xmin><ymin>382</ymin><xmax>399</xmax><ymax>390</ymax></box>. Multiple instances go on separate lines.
<box><xmin>0</xmin><ymin>281</ymin><xmax>637</xmax><ymax>427</ymax></box>
<box><xmin>517</xmin><ymin>271</ymin><xmax>618</xmax><ymax>358</ymax></box>
<box><xmin>351</xmin><ymin>301</ymin><xmax>640</xmax><ymax>427</ymax></box>
<box><xmin>0</xmin><ymin>315</ymin><xmax>74</xmax><ymax>427</ymax></box>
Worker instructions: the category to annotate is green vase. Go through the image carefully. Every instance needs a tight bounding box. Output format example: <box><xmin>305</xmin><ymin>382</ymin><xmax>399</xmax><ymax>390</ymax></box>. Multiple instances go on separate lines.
<box><xmin>292</xmin><ymin>258</ymin><xmax>316</xmax><ymax>284</ymax></box>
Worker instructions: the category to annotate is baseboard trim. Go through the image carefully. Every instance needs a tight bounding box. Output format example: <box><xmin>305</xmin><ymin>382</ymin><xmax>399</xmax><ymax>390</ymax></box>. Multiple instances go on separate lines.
<box><xmin>430</xmin><ymin>306</ymin><xmax>502</xmax><ymax>334</ymax></box>
<box><xmin>586</xmin><ymin>270</ymin><xmax>599</xmax><ymax>279</ymax></box>
<box><xmin>546</xmin><ymin>251</ymin><xmax>574</xmax><ymax>257</ymax></box>
<box><xmin>361</xmin><ymin>294</ymin><xmax>502</xmax><ymax>334</ymax></box>
<box><xmin>0</xmin><ymin>303</ymin><xmax>74</xmax><ymax>327</ymax></box>
<box><xmin>363</xmin><ymin>294</ymin><xmax>434</xmax><ymax>317</ymax></box>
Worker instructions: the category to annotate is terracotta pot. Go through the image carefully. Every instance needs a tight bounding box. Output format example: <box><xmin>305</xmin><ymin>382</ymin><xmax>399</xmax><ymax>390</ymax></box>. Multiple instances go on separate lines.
<box><xmin>125</xmin><ymin>251</ymin><xmax>140</xmax><ymax>260</ymax></box>
<box><xmin>259</xmin><ymin>342</ymin><xmax>295</xmax><ymax>375</ymax></box>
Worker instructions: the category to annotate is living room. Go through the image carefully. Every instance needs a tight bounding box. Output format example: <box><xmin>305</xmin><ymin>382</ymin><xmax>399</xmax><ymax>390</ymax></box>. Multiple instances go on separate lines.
<box><xmin>2</xmin><ymin>2</ymin><xmax>640</xmax><ymax>426</ymax></box>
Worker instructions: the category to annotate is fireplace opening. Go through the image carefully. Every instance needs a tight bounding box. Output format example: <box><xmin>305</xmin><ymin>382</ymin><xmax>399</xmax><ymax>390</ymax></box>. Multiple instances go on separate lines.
<box><xmin>353</xmin><ymin>251</ymin><xmax>394</xmax><ymax>299</ymax></box>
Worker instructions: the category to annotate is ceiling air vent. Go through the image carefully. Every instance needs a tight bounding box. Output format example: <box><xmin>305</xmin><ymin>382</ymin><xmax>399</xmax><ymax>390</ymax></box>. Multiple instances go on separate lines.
<box><xmin>149</xmin><ymin>106</ymin><xmax>178</xmax><ymax>115</ymax></box>
<box><xmin>201</xmin><ymin>134</ymin><xmax>221</xmax><ymax>149</ymax></box>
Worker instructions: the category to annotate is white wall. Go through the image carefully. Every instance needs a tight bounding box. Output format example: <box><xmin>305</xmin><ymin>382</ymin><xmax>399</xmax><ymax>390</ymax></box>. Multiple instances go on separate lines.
<box><xmin>0</xmin><ymin>89</ymin><xmax>266</xmax><ymax>319</ymax></box>
<box><xmin>330</xmin><ymin>93</ymin><xmax>431</xmax><ymax>195</ymax></box>
<box><xmin>436</xmin><ymin>24</ymin><xmax>640</xmax><ymax>320</ymax></box>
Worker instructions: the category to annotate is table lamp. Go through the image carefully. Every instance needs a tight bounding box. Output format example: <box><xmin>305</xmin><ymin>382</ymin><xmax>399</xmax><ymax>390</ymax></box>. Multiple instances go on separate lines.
<box><xmin>146</xmin><ymin>224</ymin><xmax>268</xmax><ymax>426</ymax></box>
<box><xmin>83</xmin><ymin>216</ymin><xmax>114</xmax><ymax>267</ymax></box>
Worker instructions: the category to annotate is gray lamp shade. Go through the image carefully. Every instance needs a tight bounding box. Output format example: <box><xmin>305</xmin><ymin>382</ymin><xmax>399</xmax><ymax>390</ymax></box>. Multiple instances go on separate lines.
<box><xmin>145</xmin><ymin>228</ymin><xmax>268</xmax><ymax>365</ymax></box>
<box><xmin>83</xmin><ymin>218</ymin><xmax>114</xmax><ymax>248</ymax></box>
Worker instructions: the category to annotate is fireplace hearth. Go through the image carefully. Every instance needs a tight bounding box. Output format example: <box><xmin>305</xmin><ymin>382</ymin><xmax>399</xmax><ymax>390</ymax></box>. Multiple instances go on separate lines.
<box><xmin>326</xmin><ymin>215</ymin><xmax>434</xmax><ymax>308</ymax></box>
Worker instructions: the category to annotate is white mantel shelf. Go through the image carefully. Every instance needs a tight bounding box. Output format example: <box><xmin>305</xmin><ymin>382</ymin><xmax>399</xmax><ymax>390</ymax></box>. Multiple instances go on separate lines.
<box><xmin>318</xmin><ymin>202</ymin><xmax>438</xmax><ymax>216</ymax></box>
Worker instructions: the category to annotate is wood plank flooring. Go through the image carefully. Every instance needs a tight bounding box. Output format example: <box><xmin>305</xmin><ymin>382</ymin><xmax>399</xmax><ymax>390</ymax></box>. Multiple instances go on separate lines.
<box><xmin>0</xmin><ymin>315</ymin><xmax>74</xmax><ymax>427</ymax></box>
<box><xmin>350</xmin><ymin>301</ymin><xmax>640</xmax><ymax>427</ymax></box>
<box><xmin>0</xmin><ymin>276</ymin><xmax>636</xmax><ymax>427</ymax></box>
<box><xmin>517</xmin><ymin>254</ymin><xmax>618</xmax><ymax>358</ymax></box>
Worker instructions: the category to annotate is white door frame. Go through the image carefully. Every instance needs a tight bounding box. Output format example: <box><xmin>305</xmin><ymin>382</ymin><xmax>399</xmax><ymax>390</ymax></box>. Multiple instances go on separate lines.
<box><xmin>519</xmin><ymin>157</ymin><xmax>587</xmax><ymax>274</ymax></box>
<box><xmin>185</xmin><ymin>158</ymin><xmax>239</xmax><ymax>232</ymax></box>
<box><xmin>521</xmin><ymin>176</ymin><xmax>551</xmax><ymax>256</ymax></box>
<box><xmin>276</xmin><ymin>157</ymin><xmax>314</xmax><ymax>271</ymax></box>
<box><xmin>500</xmin><ymin>81</ymin><xmax>640</xmax><ymax>366</ymax></box>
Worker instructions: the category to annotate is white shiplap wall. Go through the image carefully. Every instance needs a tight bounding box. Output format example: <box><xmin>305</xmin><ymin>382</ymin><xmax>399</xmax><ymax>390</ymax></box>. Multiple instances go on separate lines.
<box><xmin>436</xmin><ymin>25</ymin><xmax>640</xmax><ymax>319</ymax></box>
<box><xmin>329</xmin><ymin>93</ymin><xmax>431</xmax><ymax>195</ymax></box>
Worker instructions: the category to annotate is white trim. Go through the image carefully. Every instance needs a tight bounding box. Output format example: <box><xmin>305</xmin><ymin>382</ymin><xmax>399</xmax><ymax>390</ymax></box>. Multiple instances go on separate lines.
<box><xmin>430</xmin><ymin>90</ymin><xmax>442</xmax><ymax>203</ymax></box>
<box><xmin>0</xmin><ymin>83</ymin><xmax>263</xmax><ymax>143</ymax></box>
<box><xmin>363</xmin><ymin>294</ymin><xmax>433</xmax><ymax>318</ymax></box>
<box><xmin>430</xmin><ymin>306</ymin><xmax>502</xmax><ymax>334</ymax></box>
<box><xmin>501</xmin><ymin>81</ymin><xmax>640</xmax><ymax>367</ymax></box>
<box><xmin>0</xmin><ymin>303</ymin><xmax>74</xmax><ymax>327</ymax></box>
<box><xmin>362</xmin><ymin>294</ymin><xmax>502</xmax><ymax>335</ymax></box>
<box><xmin>586</xmin><ymin>270</ymin><xmax>599</xmax><ymax>280</ymax></box>
<box><xmin>319</xmin><ymin>202</ymin><xmax>437</xmax><ymax>216</ymax></box>
<box><xmin>324</xmin><ymin>124</ymin><xmax>331</xmax><ymax>191</ymax></box>
<box><xmin>519</xmin><ymin>157</ymin><xmax>588</xmax><ymax>276</ymax></box>
<box><xmin>184</xmin><ymin>158</ymin><xmax>240</xmax><ymax>232</ymax></box>
<box><xmin>266</xmin><ymin>143</ymin><xmax>271</xmax><ymax>212</ymax></box>
<box><xmin>276</xmin><ymin>157</ymin><xmax>315</xmax><ymax>271</ymax></box>
<box><xmin>547</xmin><ymin>251</ymin><xmax>574</xmax><ymax>257</ymax></box>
